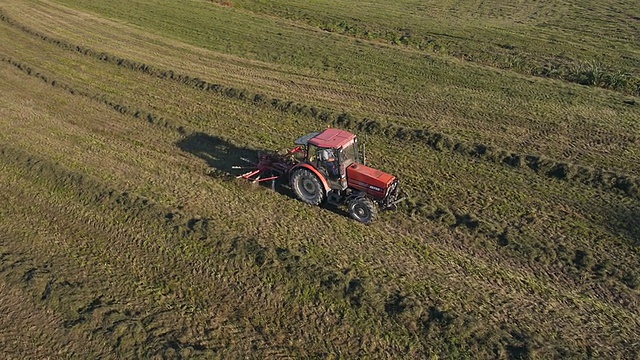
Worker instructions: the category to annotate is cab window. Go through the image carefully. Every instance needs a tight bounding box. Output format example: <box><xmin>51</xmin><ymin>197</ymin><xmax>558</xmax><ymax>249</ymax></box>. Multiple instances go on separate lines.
<box><xmin>307</xmin><ymin>144</ymin><xmax>318</xmax><ymax>162</ymax></box>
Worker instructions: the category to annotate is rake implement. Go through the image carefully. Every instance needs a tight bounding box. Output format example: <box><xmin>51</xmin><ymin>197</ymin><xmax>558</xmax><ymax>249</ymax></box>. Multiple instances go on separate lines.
<box><xmin>233</xmin><ymin>146</ymin><xmax>304</xmax><ymax>188</ymax></box>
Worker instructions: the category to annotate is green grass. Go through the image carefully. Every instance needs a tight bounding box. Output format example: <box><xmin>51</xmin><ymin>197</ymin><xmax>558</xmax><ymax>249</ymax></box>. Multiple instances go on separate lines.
<box><xmin>0</xmin><ymin>0</ymin><xmax>639</xmax><ymax>358</ymax></box>
<box><xmin>228</xmin><ymin>0</ymin><xmax>640</xmax><ymax>93</ymax></box>
<box><xmin>1</xmin><ymin>46</ymin><xmax>638</xmax><ymax>356</ymax></box>
<box><xmin>57</xmin><ymin>0</ymin><xmax>640</xmax><ymax>95</ymax></box>
<box><xmin>7</xmin><ymin>0</ymin><xmax>633</xmax><ymax>177</ymax></box>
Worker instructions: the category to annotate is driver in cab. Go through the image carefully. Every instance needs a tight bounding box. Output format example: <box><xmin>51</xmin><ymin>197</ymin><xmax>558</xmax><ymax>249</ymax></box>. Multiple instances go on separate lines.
<box><xmin>319</xmin><ymin>148</ymin><xmax>339</xmax><ymax>178</ymax></box>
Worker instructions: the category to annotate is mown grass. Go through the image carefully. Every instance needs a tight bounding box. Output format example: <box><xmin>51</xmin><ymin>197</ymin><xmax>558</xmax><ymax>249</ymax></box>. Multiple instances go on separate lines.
<box><xmin>6</xmin><ymin>0</ymin><xmax>638</xmax><ymax>178</ymax></box>
<box><xmin>1</xmin><ymin>45</ymin><xmax>639</xmax><ymax>357</ymax></box>
<box><xmin>0</xmin><ymin>100</ymin><xmax>543</xmax><ymax>358</ymax></box>
<box><xmin>5</xmin><ymin>5</ymin><xmax>640</xmax><ymax>290</ymax></box>
<box><xmin>1</xmin><ymin>0</ymin><xmax>639</xmax><ymax>358</ymax></box>
<box><xmin>2</xmin><ymin>16</ymin><xmax>633</xmax><ymax>278</ymax></box>
<box><xmin>228</xmin><ymin>0</ymin><xmax>640</xmax><ymax>95</ymax></box>
<box><xmin>5</xmin><ymin>19</ymin><xmax>640</xmax><ymax>278</ymax></box>
<box><xmin>57</xmin><ymin>0</ymin><xmax>640</xmax><ymax>96</ymax></box>
<box><xmin>1</xmin><ymin>10</ymin><xmax>639</xmax><ymax>194</ymax></box>
<box><xmin>2</xmin><ymin>142</ymin><xmax>635</xmax><ymax>358</ymax></box>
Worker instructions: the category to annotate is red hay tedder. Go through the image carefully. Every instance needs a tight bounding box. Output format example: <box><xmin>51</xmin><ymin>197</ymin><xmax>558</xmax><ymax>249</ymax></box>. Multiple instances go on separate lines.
<box><xmin>234</xmin><ymin>128</ymin><xmax>404</xmax><ymax>223</ymax></box>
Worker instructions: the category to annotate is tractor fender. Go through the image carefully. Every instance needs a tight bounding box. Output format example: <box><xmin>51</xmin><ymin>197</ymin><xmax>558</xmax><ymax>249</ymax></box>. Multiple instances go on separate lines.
<box><xmin>289</xmin><ymin>163</ymin><xmax>331</xmax><ymax>193</ymax></box>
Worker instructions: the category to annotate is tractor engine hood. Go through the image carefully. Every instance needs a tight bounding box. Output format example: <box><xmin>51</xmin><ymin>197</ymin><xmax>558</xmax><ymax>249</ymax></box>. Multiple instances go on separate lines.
<box><xmin>346</xmin><ymin>163</ymin><xmax>396</xmax><ymax>195</ymax></box>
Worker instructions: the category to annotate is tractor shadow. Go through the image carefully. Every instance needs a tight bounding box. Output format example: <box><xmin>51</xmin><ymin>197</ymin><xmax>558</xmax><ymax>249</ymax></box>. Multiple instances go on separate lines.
<box><xmin>175</xmin><ymin>132</ymin><xmax>259</xmax><ymax>176</ymax></box>
<box><xmin>175</xmin><ymin>132</ymin><xmax>350</xmax><ymax>218</ymax></box>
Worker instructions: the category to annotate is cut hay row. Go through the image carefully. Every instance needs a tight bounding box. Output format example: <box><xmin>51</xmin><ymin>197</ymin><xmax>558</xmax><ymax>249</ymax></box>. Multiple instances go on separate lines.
<box><xmin>0</xmin><ymin>56</ymin><xmax>186</xmax><ymax>133</ymax></box>
<box><xmin>0</xmin><ymin>11</ymin><xmax>637</xmax><ymax>200</ymax></box>
<box><xmin>0</xmin><ymin>142</ymin><xmax>555</xmax><ymax>358</ymax></box>
<box><xmin>229</xmin><ymin>1</ymin><xmax>640</xmax><ymax>96</ymax></box>
<box><xmin>7</xmin><ymin>0</ymin><xmax>639</xmax><ymax>175</ymax></box>
<box><xmin>2</xmin><ymin>7</ymin><xmax>639</xmax><ymax>173</ymax></box>
<box><xmin>3</xmin><ymin>56</ymin><xmax>638</xmax><ymax>293</ymax></box>
<box><xmin>0</xmin><ymin>56</ymin><xmax>501</xmax><ymax>238</ymax></box>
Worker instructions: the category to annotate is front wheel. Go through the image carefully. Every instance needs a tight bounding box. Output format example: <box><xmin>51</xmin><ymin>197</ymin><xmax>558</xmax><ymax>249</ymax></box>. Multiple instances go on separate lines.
<box><xmin>348</xmin><ymin>197</ymin><xmax>377</xmax><ymax>224</ymax></box>
<box><xmin>290</xmin><ymin>168</ymin><xmax>325</xmax><ymax>205</ymax></box>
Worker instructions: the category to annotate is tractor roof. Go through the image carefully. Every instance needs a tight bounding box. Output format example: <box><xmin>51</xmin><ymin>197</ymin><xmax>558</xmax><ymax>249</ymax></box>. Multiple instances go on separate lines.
<box><xmin>294</xmin><ymin>132</ymin><xmax>320</xmax><ymax>146</ymax></box>
<box><xmin>307</xmin><ymin>128</ymin><xmax>356</xmax><ymax>149</ymax></box>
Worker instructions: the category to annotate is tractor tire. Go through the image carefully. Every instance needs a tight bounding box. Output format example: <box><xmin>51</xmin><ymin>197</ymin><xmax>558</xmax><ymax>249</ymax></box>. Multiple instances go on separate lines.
<box><xmin>290</xmin><ymin>168</ymin><xmax>325</xmax><ymax>205</ymax></box>
<box><xmin>348</xmin><ymin>197</ymin><xmax>377</xmax><ymax>224</ymax></box>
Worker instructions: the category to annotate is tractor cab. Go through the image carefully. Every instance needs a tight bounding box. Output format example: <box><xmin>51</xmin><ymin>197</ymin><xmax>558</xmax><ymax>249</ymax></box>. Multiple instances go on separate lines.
<box><xmin>295</xmin><ymin>128</ymin><xmax>359</xmax><ymax>190</ymax></box>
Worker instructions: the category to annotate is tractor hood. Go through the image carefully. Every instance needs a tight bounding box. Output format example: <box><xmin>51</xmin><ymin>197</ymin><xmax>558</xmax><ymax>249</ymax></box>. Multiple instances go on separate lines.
<box><xmin>346</xmin><ymin>163</ymin><xmax>396</xmax><ymax>191</ymax></box>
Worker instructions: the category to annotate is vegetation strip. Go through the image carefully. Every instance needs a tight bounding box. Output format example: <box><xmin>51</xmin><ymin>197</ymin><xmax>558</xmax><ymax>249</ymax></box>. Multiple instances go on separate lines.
<box><xmin>3</xmin><ymin>56</ymin><xmax>636</xmax><ymax>291</ymax></box>
<box><xmin>0</xmin><ymin>56</ymin><xmax>496</xmax><ymax>234</ymax></box>
<box><xmin>216</xmin><ymin>1</ymin><xmax>640</xmax><ymax>96</ymax></box>
<box><xmin>1</xmin><ymin>11</ymin><xmax>637</xmax><ymax>201</ymax></box>
<box><xmin>0</xmin><ymin>141</ymin><xmax>562</xmax><ymax>358</ymax></box>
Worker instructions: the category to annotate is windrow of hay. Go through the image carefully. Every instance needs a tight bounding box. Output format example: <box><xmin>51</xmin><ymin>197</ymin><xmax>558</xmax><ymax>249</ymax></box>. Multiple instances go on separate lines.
<box><xmin>4</xmin><ymin>56</ymin><xmax>637</xmax><ymax>291</ymax></box>
<box><xmin>0</xmin><ymin>12</ymin><xmax>637</xmax><ymax>200</ymax></box>
<box><xmin>217</xmin><ymin>4</ymin><xmax>640</xmax><ymax>96</ymax></box>
<box><xmin>0</xmin><ymin>141</ymin><xmax>558</xmax><ymax>358</ymax></box>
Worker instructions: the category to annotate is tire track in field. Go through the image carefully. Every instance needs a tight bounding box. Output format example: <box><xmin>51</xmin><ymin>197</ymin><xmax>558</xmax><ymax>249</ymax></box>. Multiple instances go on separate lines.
<box><xmin>3</xmin><ymin>56</ymin><xmax>638</xmax><ymax>292</ymax></box>
<box><xmin>1</xmin><ymin>11</ymin><xmax>637</xmax><ymax>201</ymax></box>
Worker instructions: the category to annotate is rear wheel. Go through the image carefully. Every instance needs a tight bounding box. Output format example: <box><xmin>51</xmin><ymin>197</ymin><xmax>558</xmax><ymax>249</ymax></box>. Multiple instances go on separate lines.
<box><xmin>349</xmin><ymin>197</ymin><xmax>377</xmax><ymax>224</ymax></box>
<box><xmin>290</xmin><ymin>168</ymin><xmax>325</xmax><ymax>205</ymax></box>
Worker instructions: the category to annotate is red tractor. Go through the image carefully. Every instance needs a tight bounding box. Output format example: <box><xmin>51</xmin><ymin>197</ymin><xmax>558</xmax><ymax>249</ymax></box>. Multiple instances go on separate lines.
<box><xmin>235</xmin><ymin>128</ymin><xmax>404</xmax><ymax>223</ymax></box>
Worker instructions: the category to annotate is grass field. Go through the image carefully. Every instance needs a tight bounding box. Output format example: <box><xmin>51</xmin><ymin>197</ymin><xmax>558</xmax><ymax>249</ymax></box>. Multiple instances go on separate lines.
<box><xmin>0</xmin><ymin>0</ymin><xmax>638</xmax><ymax>358</ymax></box>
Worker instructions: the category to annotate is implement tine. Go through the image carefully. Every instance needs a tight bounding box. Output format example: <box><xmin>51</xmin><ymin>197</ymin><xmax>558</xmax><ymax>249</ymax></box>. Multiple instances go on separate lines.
<box><xmin>237</xmin><ymin>169</ymin><xmax>260</xmax><ymax>179</ymax></box>
<box><xmin>240</xmin><ymin>157</ymin><xmax>256</xmax><ymax>165</ymax></box>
